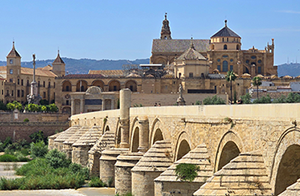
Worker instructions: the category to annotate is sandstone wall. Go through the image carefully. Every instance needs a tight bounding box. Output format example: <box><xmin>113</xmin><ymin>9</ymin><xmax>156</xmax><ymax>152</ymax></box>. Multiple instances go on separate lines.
<box><xmin>0</xmin><ymin>122</ymin><xmax>69</xmax><ymax>142</ymax></box>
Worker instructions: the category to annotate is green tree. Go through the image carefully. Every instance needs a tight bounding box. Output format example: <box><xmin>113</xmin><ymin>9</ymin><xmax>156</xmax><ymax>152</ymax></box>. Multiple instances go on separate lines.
<box><xmin>285</xmin><ymin>93</ymin><xmax>300</xmax><ymax>103</ymax></box>
<box><xmin>30</xmin><ymin>141</ymin><xmax>48</xmax><ymax>159</ymax></box>
<box><xmin>6</xmin><ymin>103</ymin><xmax>15</xmax><ymax>111</ymax></box>
<box><xmin>49</xmin><ymin>103</ymin><xmax>58</xmax><ymax>112</ymax></box>
<box><xmin>0</xmin><ymin>101</ymin><xmax>7</xmax><ymax>111</ymax></box>
<box><xmin>225</xmin><ymin>70</ymin><xmax>237</xmax><ymax>104</ymax></box>
<box><xmin>6</xmin><ymin>101</ymin><xmax>22</xmax><ymax>111</ymax></box>
<box><xmin>253</xmin><ymin>95</ymin><xmax>271</xmax><ymax>104</ymax></box>
<box><xmin>252</xmin><ymin>76</ymin><xmax>262</xmax><ymax>99</ymax></box>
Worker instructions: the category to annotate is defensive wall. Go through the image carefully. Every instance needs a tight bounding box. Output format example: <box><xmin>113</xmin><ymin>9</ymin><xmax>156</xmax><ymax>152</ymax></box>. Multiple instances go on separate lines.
<box><xmin>0</xmin><ymin>112</ymin><xmax>69</xmax><ymax>142</ymax></box>
<box><xmin>50</xmin><ymin>89</ymin><xmax>300</xmax><ymax>196</ymax></box>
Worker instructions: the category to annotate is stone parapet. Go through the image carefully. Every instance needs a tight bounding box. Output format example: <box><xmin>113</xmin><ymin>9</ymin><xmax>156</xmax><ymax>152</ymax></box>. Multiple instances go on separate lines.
<box><xmin>115</xmin><ymin>152</ymin><xmax>144</xmax><ymax>195</ymax></box>
<box><xmin>100</xmin><ymin>148</ymin><xmax>129</xmax><ymax>186</ymax></box>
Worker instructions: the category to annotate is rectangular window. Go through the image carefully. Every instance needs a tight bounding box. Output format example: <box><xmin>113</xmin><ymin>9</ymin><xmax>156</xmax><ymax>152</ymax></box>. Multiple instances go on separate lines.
<box><xmin>43</xmin><ymin>92</ymin><xmax>46</xmax><ymax>98</ymax></box>
<box><xmin>12</xmin><ymin>90</ymin><xmax>13</xmax><ymax>96</ymax></box>
<box><xmin>258</xmin><ymin>66</ymin><xmax>262</xmax><ymax>74</ymax></box>
<box><xmin>6</xmin><ymin>90</ymin><xmax>9</xmax><ymax>96</ymax></box>
<box><xmin>189</xmin><ymin>73</ymin><xmax>193</xmax><ymax>78</ymax></box>
<box><xmin>17</xmin><ymin>90</ymin><xmax>20</xmax><ymax>97</ymax></box>
<box><xmin>43</xmin><ymin>81</ymin><xmax>45</xmax><ymax>87</ymax></box>
<box><xmin>27</xmin><ymin>80</ymin><xmax>29</xmax><ymax>86</ymax></box>
<box><xmin>17</xmin><ymin>79</ymin><xmax>19</xmax><ymax>85</ymax></box>
<box><xmin>21</xmin><ymin>90</ymin><xmax>24</xmax><ymax>97</ymax></box>
<box><xmin>21</xmin><ymin>79</ymin><xmax>23</xmax><ymax>86</ymax></box>
<box><xmin>230</xmin><ymin>65</ymin><xmax>233</xmax><ymax>71</ymax></box>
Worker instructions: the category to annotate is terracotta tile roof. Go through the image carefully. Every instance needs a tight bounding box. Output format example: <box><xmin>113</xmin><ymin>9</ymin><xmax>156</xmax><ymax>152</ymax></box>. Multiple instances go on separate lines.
<box><xmin>38</xmin><ymin>65</ymin><xmax>53</xmax><ymax>71</ymax></box>
<box><xmin>21</xmin><ymin>67</ymin><xmax>57</xmax><ymax>77</ymax></box>
<box><xmin>7</xmin><ymin>42</ymin><xmax>21</xmax><ymax>58</ymax></box>
<box><xmin>0</xmin><ymin>66</ymin><xmax>56</xmax><ymax>78</ymax></box>
<box><xmin>88</xmin><ymin>70</ymin><xmax>124</xmax><ymax>76</ymax></box>
<box><xmin>152</xmin><ymin>39</ymin><xmax>209</xmax><ymax>53</ymax></box>
<box><xmin>60</xmin><ymin>74</ymin><xmax>104</xmax><ymax>79</ymax></box>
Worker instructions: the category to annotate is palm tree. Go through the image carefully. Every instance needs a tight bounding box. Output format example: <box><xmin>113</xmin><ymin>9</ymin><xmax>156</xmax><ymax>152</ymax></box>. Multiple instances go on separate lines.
<box><xmin>252</xmin><ymin>76</ymin><xmax>262</xmax><ymax>99</ymax></box>
<box><xmin>225</xmin><ymin>70</ymin><xmax>237</xmax><ymax>104</ymax></box>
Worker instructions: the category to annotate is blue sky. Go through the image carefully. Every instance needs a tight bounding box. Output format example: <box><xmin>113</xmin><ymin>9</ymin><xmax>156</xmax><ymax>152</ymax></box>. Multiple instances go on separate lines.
<box><xmin>0</xmin><ymin>0</ymin><xmax>299</xmax><ymax>65</ymax></box>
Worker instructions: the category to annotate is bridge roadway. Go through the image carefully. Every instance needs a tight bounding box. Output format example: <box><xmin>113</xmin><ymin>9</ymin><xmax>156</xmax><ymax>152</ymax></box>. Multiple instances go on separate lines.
<box><xmin>52</xmin><ymin>90</ymin><xmax>300</xmax><ymax>196</ymax></box>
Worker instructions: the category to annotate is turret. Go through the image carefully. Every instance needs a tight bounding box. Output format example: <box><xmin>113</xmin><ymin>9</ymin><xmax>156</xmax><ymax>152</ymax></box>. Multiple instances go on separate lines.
<box><xmin>52</xmin><ymin>50</ymin><xmax>65</xmax><ymax>77</ymax></box>
<box><xmin>6</xmin><ymin>42</ymin><xmax>21</xmax><ymax>82</ymax></box>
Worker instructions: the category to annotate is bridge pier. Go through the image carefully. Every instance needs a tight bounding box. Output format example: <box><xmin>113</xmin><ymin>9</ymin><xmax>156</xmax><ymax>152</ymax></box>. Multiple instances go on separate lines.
<box><xmin>132</xmin><ymin>140</ymin><xmax>173</xmax><ymax>196</ymax></box>
<box><xmin>115</xmin><ymin>152</ymin><xmax>143</xmax><ymax>195</ymax></box>
<box><xmin>138</xmin><ymin>116</ymin><xmax>149</xmax><ymax>152</ymax></box>
<box><xmin>99</xmin><ymin>148</ymin><xmax>128</xmax><ymax>186</ymax></box>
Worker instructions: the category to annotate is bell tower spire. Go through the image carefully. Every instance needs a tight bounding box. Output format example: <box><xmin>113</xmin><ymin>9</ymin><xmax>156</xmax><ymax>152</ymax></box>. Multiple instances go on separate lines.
<box><xmin>160</xmin><ymin>13</ymin><xmax>172</xmax><ymax>40</ymax></box>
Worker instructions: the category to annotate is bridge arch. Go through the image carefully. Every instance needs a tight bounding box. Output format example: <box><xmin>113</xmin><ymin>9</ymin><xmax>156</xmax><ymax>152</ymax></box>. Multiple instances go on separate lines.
<box><xmin>174</xmin><ymin>131</ymin><xmax>191</xmax><ymax>161</ymax></box>
<box><xmin>214</xmin><ymin>131</ymin><xmax>243</xmax><ymax>172</ymax></box>
<box><xmin>150</xmin><ymin>118</ymin><xmax>164</xmax><ymax>146</ymax></box>
<box><xmin>130</xmin><ymin>127</ymin><xmax>140</xmax><ymax>152</ymax></box>
<box><xmin>270</xmin><ymin>127</ymin><xmax>300</xmax><ymax>195</ymax></box>
<box><xmin>115</xmin><ymin>119</ymin><xmax>121</xmax><ymax>147</ymax></box>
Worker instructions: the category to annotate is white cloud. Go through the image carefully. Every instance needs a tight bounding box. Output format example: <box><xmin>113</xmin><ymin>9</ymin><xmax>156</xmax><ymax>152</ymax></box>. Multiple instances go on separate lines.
<box><xmin>278</xmin><ymin>10</ymin><xmax>300</xmax><ymax>14</ymax></box>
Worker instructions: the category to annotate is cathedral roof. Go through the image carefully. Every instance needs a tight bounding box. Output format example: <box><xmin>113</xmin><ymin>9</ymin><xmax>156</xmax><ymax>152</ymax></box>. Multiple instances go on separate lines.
<box><xmin>0</xmin><ymin>66</ymin><xmax>57</xmax><ymax>78</ymax></box>
<box><xmin>7</xmin><ymin>42</ymin><xmax>21</xmax><ymax>58</ymax></box>
<box><xmin>211</xmin><ymin>20</ymin><xmax>240</xmax><ymax>38</ymax></box>
<box><xmin>177</xmin><ymin>41</ymin><xmax>206</xmax><ymax>60</ymax></box>
<box><xmin>53</xmin><ymin>51</ymin><xmax>65</xmax><ymax>64</ymax></box>
<box><xmin>152</xmin><ymin>39</ymin><xmax>209</xmax><ymax>53</ymax></box>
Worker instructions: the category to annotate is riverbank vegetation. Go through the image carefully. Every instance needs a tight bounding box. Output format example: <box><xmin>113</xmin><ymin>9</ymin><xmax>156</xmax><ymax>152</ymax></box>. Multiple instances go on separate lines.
<box><xmin>0</xmin><ymin>149</ymin><xmax>89</xmax><ymax>190</ymax></box>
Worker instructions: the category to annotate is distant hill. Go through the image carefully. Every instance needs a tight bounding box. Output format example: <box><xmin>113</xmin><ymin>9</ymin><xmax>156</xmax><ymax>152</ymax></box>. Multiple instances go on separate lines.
<box><xmin>0</xmin><ymin>58</ymin><xmax>297</xmax><ymax>77</ymax></box>
<box><xmin>0</xmin><ymin>58</ymin><xmax>150</xmax><ymax>74</ymax></box>
<box><xmin>277</xmin><ymin>63</ymin><xmax>300</xmax><ymax>77</ymax></box>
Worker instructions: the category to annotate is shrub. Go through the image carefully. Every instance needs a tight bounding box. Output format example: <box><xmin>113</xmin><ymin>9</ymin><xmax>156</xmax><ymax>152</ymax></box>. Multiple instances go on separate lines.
<box><xmin>0</xmin><ymin>154</ymin><xmax>18</xmax><ymax>162</ymax></box>
<box><xmin>45</xmin><ymin>149</ymin><xmax>71</xmax><ymax>169</ymax></box>
<box><xmin>23</xmin><ymin>118</ymin><xmax>29</xmax><ymax>122</ymax></box>
<box><xmin>29</xmin><ymin>131</ymin><xmax>45</xmax><ymax>143</ymax></box>
<box><xmin>240</xmin><ymin>93</ymin><xmax>251</xmax><ymax>104</ymax></box>
<box><xmin>49</xmin><ymin>103</ymin><xmax>58</xmax><ymax>112</ymax></box>
<box><xmin>175</xmin><ymin>163</ymin><xmax>200</xmax><ymax>182</ymax></box>
<box><xmin>203</xmin><ymin>95</ymin><xmax>225</xmax><ymax>105</ymax></box>
<box><xmin>89</xmin><ymin>177</ymin><xmax>107</xmax><ymax>187</ymax></box>
<box><xmin>30</xmin><ymin>141</ymin><xmax>48</xmax><ymax>159</ymax></box>
<box><xmin>253</xmin><ymin>95</ymin><xmax>272</xmax><ymax>104</ymax></box>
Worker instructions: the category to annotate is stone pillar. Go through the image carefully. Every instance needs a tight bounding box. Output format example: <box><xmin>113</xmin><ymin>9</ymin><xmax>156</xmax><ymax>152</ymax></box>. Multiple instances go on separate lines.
<box><xmin>120</xmin><ymin>89</ymin><xmax>131</xmax><ymax>148</ymax></box>
<box><xmin>138</xmin><ymin>116</ymin><xmax>149</xmax><ymax>153</ymax></box>
<box><xmin>99</xmin><ymin>148</ymin><xmax>128</xmax><ymax>186</ymax></box>
<box><xmin>80</xmin><ymin>99</ymin><xmax>84</xmax><ymax>113</ymax></box>
<box><xmin>102</xmin><ymin>99</ymin><xmax>105</xmax><ymax>111</ymax></box>
<box><xmin>111</xmin><ymin>99</ymin><xmax>114</xmax><ymax>109</ymax></box>
<box><xmin>115</xmin><ymin>152</ymin><xmax>143</xmax><ymax>195</ymax></box>
<box><xmin>71</xmin><ymin>99</ymin><xmax>75</xmax><ymax>115</ymax></box>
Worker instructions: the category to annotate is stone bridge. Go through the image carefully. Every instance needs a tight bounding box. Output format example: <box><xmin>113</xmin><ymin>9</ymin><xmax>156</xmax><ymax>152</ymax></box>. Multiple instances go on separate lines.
<box><xmin>49</xmin><ymin>89</ymin><xmax>300</xmax><ymax>196</ymax></box>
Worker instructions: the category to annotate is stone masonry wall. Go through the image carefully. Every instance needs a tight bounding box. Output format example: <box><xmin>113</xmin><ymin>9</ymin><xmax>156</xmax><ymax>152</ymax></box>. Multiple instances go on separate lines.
<box><xmin>0</xmin><ymin>122</ymin><xmax>69</xmax><ymax>142</ymax></box>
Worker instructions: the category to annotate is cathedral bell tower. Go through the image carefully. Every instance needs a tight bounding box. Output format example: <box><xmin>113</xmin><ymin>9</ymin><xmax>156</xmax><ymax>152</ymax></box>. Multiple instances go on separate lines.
<box><xmin>160</xmin><ymin>13</ymin><xmax>172</xmax><ymax>40</ymax></box>
<box><xmin>52</xmin><ymin>50</ymin><xmax>65</xmax><ymax>77</ymax></box>
<box><xmin>6</xmin><ymin>42</ymin><xmax>21</xmax><ymax>82</ymax></box>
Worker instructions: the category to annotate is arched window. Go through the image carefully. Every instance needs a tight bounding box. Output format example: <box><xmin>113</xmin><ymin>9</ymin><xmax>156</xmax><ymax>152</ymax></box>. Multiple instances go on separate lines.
<box><xmin>222</xmin><ymin>61</ymin><xmax>228</xmax><ymax>72</ymax></box>
<box><xmin>224</xmin><ymin>45</ymin><xmax>227</xmax><ymax>50</ymax></box>
<box><xmin>236</xmin><ymin>44</ymin><xmax>240</xmax><ymax>50</ymax></box>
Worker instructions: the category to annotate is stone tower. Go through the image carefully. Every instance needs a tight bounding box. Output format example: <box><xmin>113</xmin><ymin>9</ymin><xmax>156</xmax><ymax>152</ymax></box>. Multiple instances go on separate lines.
<box><xmin>160</xmin><ymin>13</ymin><xmax>172</xmax><ymax>40</ymax></box>
<box><xmin>6</xmin><ymin>42</ymin><xmax>21</xmax><ymax>83</ymax></box>
<box><xmin>52</xmin><ymin>50</ymin><xmax>65</xmax><ymax>77</ymax></box>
